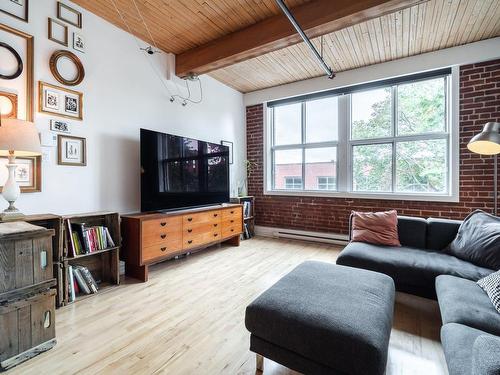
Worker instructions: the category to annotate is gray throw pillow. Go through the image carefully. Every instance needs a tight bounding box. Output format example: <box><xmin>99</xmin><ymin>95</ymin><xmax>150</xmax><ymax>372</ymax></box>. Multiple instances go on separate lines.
<box><xmin>447</xmin><ymin>210</ymin><xmax>500</xmax><ymax>270</ymax></box>
<box><xmin>477</xmin><ymin>270</ymin><xmax>500</xmax><ymax>314</ymax></box>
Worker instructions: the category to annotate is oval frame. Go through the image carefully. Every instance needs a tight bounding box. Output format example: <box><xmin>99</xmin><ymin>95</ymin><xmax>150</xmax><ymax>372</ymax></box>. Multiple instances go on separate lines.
<box><xmin>0</xmin><ymin>42</ymin><xmax>23</xmax><ymax>80</ymax></box>
<box><xmin>49</xmin><ymin>50</ymin><xmax>85</xmax><ymax>86</ymax></box>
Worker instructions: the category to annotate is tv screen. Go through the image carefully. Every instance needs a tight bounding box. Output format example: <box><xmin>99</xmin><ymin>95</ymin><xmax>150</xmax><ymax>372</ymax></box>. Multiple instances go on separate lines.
<box><xmin>141</xmin><ymin>128</ymin><xmax>230</xmax><ymax>212</ymax></box>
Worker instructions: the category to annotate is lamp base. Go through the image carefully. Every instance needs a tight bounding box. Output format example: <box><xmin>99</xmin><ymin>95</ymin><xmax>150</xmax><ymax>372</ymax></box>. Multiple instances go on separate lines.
<box><xmin>0</xmin><ymin>203</ymin><xmax>24</xmax><ymax>221</ymax></box>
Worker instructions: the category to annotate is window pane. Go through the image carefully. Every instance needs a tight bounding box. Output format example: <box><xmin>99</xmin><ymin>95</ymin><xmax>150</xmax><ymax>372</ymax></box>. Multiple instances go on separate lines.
<box><xmin>397</xmin><ymin>78</ymin><xmax>445</xmax><ymax>135</ymax></box>
<box><xmin>305</xmin><ymin>97</ymin><xmax>338</xmax><ymax>143</ymax></box>
<box><xmin>352</xmin><ymin>144</ymin><xmax>392</xmax><ymax>192</ymax></box>
<box><xmin>305</xmin><ymin>147</ymin><xmax>337</xmax><ymax>190</ymax></box>
<box><xmin>274</xmin><ymin>103</ymin><xmax>301</xmax><ymax>146</ymax></box>
<box><xmin>274</xmin><ymin>149</ymin><xmax>302</xmax><ymax>189</ymax></box>
<box><xmin>351</xmin><ymin>87</ymin><xmax>392</xmax><ymax>140</ymax></box>
<box><xmin>396</xmin><ymin>139</ymin><xmax>447</xmax><ymax>193</ymax></box>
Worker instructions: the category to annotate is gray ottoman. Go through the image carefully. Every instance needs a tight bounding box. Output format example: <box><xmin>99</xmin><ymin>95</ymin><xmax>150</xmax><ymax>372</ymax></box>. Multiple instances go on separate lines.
<box><xmin>245</xmin><ymin>261</ymin><xmax>395</xmax><ymax>375</ymax></box>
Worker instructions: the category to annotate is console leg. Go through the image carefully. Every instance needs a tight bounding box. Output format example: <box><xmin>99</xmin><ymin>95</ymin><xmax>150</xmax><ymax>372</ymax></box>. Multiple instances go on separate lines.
<box><xmin>125</xmin><ymin>263</ymin><xmax>148</xmax><ymax>282</ymax></box>
<box><xmin>225</xmin><ymin>235</ymin><xmax>241</xmax><ymax>246</ymax></box>
<box><xmin>256</xmin><ymin>354</ymin><xmax>264</xmax><ymax>372</ymax></box>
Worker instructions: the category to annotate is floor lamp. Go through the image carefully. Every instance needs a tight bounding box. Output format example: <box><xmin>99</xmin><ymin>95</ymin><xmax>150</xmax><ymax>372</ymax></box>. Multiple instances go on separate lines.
<box><xmin>467</xmin><ymin>122</ymin><xmax>500</xmax><ymax>216</ymax></box>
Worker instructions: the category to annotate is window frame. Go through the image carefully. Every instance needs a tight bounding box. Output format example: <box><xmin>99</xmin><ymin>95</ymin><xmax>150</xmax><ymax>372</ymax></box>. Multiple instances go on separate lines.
<box><xmin>284</xmin><ymin>176</ymin><xmax>303</xmax><ymax>189</ymax></box>
<box><xmin>270</xmin><ymin>100</ymin><xmax>339</xmax><ymax>192</ymax></box>
<box><xmin>264</xmin><ymin>67</ymin><xmax>459</xmax><ymax>202</ymax></box>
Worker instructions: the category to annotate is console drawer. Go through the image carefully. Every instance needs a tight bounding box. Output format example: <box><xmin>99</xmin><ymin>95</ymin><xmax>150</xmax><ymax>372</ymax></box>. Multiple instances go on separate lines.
<box><xmin>142</xmin><ymin>240</ymin><xmax>182</xmax><ymax>262</ymax></box>
<box><xmin>142</xmin><ymin>217</ymin><xmax>182</xmax><ymax>247</ymax></box>
<box><xmin>221</xmin><ymin>207</ymin><xmax>243</xmax><ymax>220</ymax></box>
<box><xmin>183</xmin><ymin>211</ymin><xmax>221</xmax><ymax>225</ymax></box>
<box><xmin>222</xmin><ymin>225</ymin><xmax>242</xmax><ymax>239</ymax></box>
<box><xmin>183</xmin><ymin>221</ymin><xmax>221</xmax><ymax>236</ymax></box>
<box><xmin>183</xmin><ymin>229</ymin><xmax>222</xmax><ymax>250</ymax></box>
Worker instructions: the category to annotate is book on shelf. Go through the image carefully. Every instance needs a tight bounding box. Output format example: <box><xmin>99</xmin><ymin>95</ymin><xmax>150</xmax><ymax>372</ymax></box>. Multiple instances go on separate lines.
<box><xmin>68</xmin><ymin>265</ymin><xmax>99</xmax><ymax>299</ymax></box>
<box><xmin>66</xmin><ymin>221</ymin><xmax>116</xmax><ymax>256</ymax></box>
<box><xmin>243</xmin><ymin>223</ymin><xmax>251</xmax><ymax>239</ymax></box>
<box><xmin>243</xmin><ymin>201</ymin><xmax>251</xmax><ymax>218</ymax></box>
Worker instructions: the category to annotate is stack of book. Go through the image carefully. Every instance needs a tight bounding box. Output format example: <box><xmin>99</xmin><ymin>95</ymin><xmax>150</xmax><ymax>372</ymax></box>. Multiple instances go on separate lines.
<box><xmin>67</xmin><ymin>220</ymin><xmax>116</xmax><ymax>257</ymax></box>
<box><xmin>67</xmin><ymin>265</ymin><xmax>99</xmax><ymax>302</ymax></box>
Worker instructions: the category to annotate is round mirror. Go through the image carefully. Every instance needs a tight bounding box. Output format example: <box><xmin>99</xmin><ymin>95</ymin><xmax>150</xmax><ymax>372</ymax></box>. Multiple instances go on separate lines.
<box><xmin>0</xmin><ymin>42</ymin><xmax>23</xmax><ymax>80</ymax></box>
<box><xmin>49</xmin><ymin>50</ymin><xmax>85</xmax><ymax>86</ymax></box>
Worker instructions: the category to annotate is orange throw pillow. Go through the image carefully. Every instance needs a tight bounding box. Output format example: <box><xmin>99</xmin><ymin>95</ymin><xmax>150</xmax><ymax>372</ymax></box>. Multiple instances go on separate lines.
<box><xmin>351</xmin><ymin>210</ymin><xmax>401</xmax><ymax>246</ymax></box>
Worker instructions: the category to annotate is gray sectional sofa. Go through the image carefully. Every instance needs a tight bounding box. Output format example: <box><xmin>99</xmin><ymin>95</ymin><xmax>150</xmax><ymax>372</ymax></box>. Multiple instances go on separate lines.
<box><xmin>336</xmin><ymin>215</ymin><xmax>500</xmax><ymax>375</ymax></box>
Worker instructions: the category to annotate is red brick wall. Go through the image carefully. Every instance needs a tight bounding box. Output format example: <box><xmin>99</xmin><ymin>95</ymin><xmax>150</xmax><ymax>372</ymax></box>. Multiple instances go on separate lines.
<box><xmin>246</xmin><ymin>59</ymin><xmax>500</xmax><ymax>234</ymax></box>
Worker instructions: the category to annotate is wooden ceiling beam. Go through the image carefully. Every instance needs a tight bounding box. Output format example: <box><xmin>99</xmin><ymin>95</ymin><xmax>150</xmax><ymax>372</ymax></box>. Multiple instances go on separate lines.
<box><xmin>175</xmin><ymin>0</ymin><xmax>424</xmax><ymax>78</ymax></box>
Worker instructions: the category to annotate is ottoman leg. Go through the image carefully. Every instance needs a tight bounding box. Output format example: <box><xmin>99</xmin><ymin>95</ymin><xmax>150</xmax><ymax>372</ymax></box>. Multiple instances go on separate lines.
<box><xmin>256</xmin><ymin>353</ymin><xmax>264</xmax><ymax>372</ymax></box>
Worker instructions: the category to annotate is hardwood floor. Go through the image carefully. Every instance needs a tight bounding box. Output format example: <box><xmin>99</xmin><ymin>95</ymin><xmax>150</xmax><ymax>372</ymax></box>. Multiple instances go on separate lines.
<box><xmin>10</xmin><ymin>237</ymin><xmax>447</xmax><ymax>375</ymax></box>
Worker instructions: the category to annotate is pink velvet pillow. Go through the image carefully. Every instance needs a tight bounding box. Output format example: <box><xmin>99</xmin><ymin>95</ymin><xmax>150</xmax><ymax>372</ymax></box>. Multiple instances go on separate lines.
<box><xmin>351</xmin><ymin>210</ymin><xmax>401</xmax><ymax>247</ymax></box>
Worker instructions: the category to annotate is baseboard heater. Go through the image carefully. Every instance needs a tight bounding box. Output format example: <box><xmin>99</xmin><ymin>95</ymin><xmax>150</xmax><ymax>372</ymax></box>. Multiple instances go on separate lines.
<box><xmin>255</xmin><ymin>226</ymin><xmax>349</xmax><ymax>246</ymax></box>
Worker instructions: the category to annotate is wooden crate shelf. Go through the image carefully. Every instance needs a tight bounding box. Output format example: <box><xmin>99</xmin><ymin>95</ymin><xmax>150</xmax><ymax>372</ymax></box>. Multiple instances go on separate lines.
<box><xmin>62</xmin><ymin>212</ymin><xmax>121</xmax><ymax>305</ymax></box>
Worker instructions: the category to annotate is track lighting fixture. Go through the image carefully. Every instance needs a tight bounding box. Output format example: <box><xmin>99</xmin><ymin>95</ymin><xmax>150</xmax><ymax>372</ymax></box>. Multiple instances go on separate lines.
<box><xmin>140</xmin><ymin>46</ymin><xmax>161</xmax><ymax>55</ymax></box>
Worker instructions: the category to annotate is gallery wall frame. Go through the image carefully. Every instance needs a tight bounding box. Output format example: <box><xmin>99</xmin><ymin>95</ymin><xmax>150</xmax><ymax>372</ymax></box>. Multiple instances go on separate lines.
<box><xmin>57</xmin><ymin>134</ymin><xmax>86</xmax><ymax>166</ymax></box>
<box><xmin>0</xmin><ymin>155</ymin><xmax>41</xmax><ymax>192</ymax></box>
<box><xmin>57</xmin><ymin>2</ymin><xmax>82</xmax><ymax>28</ymax></box>
<box><xmin>48</xmin><ymin>18</ymin><xmax>68</xmax><ymax>47</ymax></box>
<box><xmin>0</xmin><ymin>23</ymin><xmax>34</xmax><ymax>121</ymax></box>
<box><xmin>0</xmin><ymin>0</ymin><xmax>29</xmax><ymax>23</ymax></box>
<box><xmin>39</xmin><ymin>81</ymin><xmax>83</xmax><ymax>120</ymax></box>
<box><xmin>0</xmin><ymin>90</ymin><xmax>18</xmax><ymax>118</ymax></box>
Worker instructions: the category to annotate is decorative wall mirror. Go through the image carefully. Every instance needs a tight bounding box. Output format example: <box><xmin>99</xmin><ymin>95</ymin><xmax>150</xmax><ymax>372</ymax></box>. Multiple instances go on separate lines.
<box><xmin>49</xmin><ymin>50</ymin><xmax>85</xmax><ymax>86</ymax></box>
<box><xmin>0</xmin><ymin>91</ymin><xmax>18</xmax><ymax>118</ymax></box>
<box><xmin>0</xmin><ymin>41</ymin><xmax>23</xmax><ymax>79</ymax></box>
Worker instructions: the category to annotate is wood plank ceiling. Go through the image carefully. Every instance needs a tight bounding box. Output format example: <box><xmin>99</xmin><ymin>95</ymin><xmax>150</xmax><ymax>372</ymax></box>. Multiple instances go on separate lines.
<box><xmin>73</xmin><ymin>0</ymin><xmax>500</xmax><ymax>93</ymax></box>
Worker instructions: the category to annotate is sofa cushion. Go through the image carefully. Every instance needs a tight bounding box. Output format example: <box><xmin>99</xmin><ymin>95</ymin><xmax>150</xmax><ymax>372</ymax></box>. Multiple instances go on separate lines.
<box><xmin>351</xmin><ymin>210</ymin><xmax>401</xmax><ymax>246</ymax></box>
<box><xmin>472</xmin><ymin>335</ymin><xmax>500</xmax><ymax>375</ymax></box>
<box><xmin>447</xmin><ymin>210</ymin><xmax>500</xmax><ymax>270</ymax></box>
<box><xmin>477</xmin><ymin>270</ymin><xmax>500</xmax><ymax>314</ymax></box>
<box><xmin>441</xmin><ymin>323</ymin><xmax>494</xmax><ymax>375</ymax></box>
<box><xmin>426</xmin><ymin>218</ymin><xmax>461</xmax><ymax>251</ymax></box>
<box><xmin>436</xmin><ymin>275</ymin><xmax>500</xmax><ymax>336</ymax></box>
<box><xmin>337</xmin><ymin>242</ymin><xmax>493</xmax><ymax>299</ymax></box>
<box><xmin>245</xmin><ymin>261</ymin><xmax>395</xmax><ymax>375</ymax></box>
<box><xmin>396</xmin><ymin>216</ymin><xmax>427</xmax><ymax>249</ymax></box>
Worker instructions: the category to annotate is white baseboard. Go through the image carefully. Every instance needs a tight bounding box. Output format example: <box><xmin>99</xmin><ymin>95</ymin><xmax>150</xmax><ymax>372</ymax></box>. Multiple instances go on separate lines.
<box><xmin>255</xmin><ymin>225</ymin><xmax>349</xmax><ymax>246</ymax></box>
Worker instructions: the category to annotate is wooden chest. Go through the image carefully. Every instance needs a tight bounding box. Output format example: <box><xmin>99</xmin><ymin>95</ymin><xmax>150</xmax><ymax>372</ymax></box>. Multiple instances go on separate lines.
<box><xmin>0</xmin><ymin>290</ymin><xmax>56</xmax><ymax>371</ymax></box>
<box><xmin>0</xmin><ymin>222</ymin><xmax>56</xmax><ymax>370</ymax></box>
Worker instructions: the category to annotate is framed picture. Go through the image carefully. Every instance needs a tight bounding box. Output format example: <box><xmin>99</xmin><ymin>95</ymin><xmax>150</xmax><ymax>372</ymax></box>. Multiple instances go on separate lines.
<box><xmin>58</xmin><ymin>135</ymin><xmax>86</xmax><ymax>166</ymax></box>
<box><xmin>39</xmin><ymin>81</ymin><xmax>83</xmax><ymax>120</ymax></box>
<box><xmin>50</xmin><ymin>119</ymin><xmax>70</xmax><ymax>133</ymax></box>
<box><xmin>0</xmin><ymin>91</ymin><xmax>18</xmax><ymax>118</ymax></box>
<box><xmin>221</xmin><ymin>140</ymin><xmax>234</xmax><ymax>164</ymax></box>
<box><xmin>73</xmin><ymin>32</ymin><xmax>84</xmax><ymax>53</ymax></box>
<box><xmin>0</xmin><ymin>0</ymin><xmax>29</xmax><ymax>22</ymax></box>
<box><xmin>49</xmin><ymin>50</ymin><xmax>85</xmax><ymax>86</ymax></box>
<box><xmin>0</xmin><ymin>24</ymin><xmax>34</xmax><ymax>121</ymax></box>
<box><xmin>57</xmin><ymin>2</ymin><xmax>82</xmax><ymax>28</ymax></box>
<box><xmin>0</xmin><ymin>155</ymin><xmax>41</xmax><ymax>192</ymax></box>
<box><xmin>48</xmin><ymin>18</ymin><xmax>68</xmax><ymax>47</ymax></box>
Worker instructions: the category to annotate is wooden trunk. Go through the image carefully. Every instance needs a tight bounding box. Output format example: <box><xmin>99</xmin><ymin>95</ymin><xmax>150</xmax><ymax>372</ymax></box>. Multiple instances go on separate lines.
<box><xmin>0</xmin><ymin>290</ymin><xmax>56</xmax><ymax>371</ymax></box>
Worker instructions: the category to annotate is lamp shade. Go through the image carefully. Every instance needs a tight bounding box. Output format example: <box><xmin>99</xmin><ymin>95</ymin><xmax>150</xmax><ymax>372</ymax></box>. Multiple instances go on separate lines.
<box><xmin>0</xmin><ymin>118</ymin><xmax>41</xmax><ymax>157</ymax></box>
<box><xmin>467</xmin><ymin>122</ymin><xmax>500</xmax><ymax>155</ymax></box>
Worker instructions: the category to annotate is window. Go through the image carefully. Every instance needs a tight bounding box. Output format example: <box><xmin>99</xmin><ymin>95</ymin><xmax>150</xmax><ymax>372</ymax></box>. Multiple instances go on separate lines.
<box><xmin>266</xmin><ymin>69</ymin><xmax>456</xmax><ymax>200</ymax></box>
<box><xmin>271</xmin><ymin>97</ymin><xmax>338</xmax><ymax>191</ymax></box>
<box><xmin>317</xmin><ymin>177</ymin><xmax>336</xmax><ymax>190</ymax></box>
<box><xmin>284</xmin><ymin>177</ymin><xmax>302</xmax><ymax>189</ymax></box>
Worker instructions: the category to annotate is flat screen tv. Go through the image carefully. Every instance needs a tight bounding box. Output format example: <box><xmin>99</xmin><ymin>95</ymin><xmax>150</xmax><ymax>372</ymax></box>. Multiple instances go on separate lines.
<box><xmin>141</xmin><ymin>128</ymin><xmax>230</xmax><ymax>212</ymax></box>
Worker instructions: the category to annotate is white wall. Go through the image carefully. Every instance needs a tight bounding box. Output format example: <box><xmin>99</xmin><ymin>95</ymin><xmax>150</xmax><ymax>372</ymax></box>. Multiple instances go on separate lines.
<box><xmin>244</xmin><ymin>37</ymin><xmax>500</xmax><ymax>106</ymax></box>
<box><xmin>0</xmin><ymin>0</ymin><xmax>246</xmax><ymax>215</ymax></box>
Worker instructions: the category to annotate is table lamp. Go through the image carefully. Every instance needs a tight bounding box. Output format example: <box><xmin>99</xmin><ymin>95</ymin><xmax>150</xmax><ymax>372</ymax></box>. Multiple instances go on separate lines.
<box><xmin>0</xmin><ymin>118</ymin><xmax>41</xmax><ymax>220</ymax></box>
<box><xmin>467</xmin><ymin>122</ymin><xmax>500</xmax><ymax>216</ymax></box>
